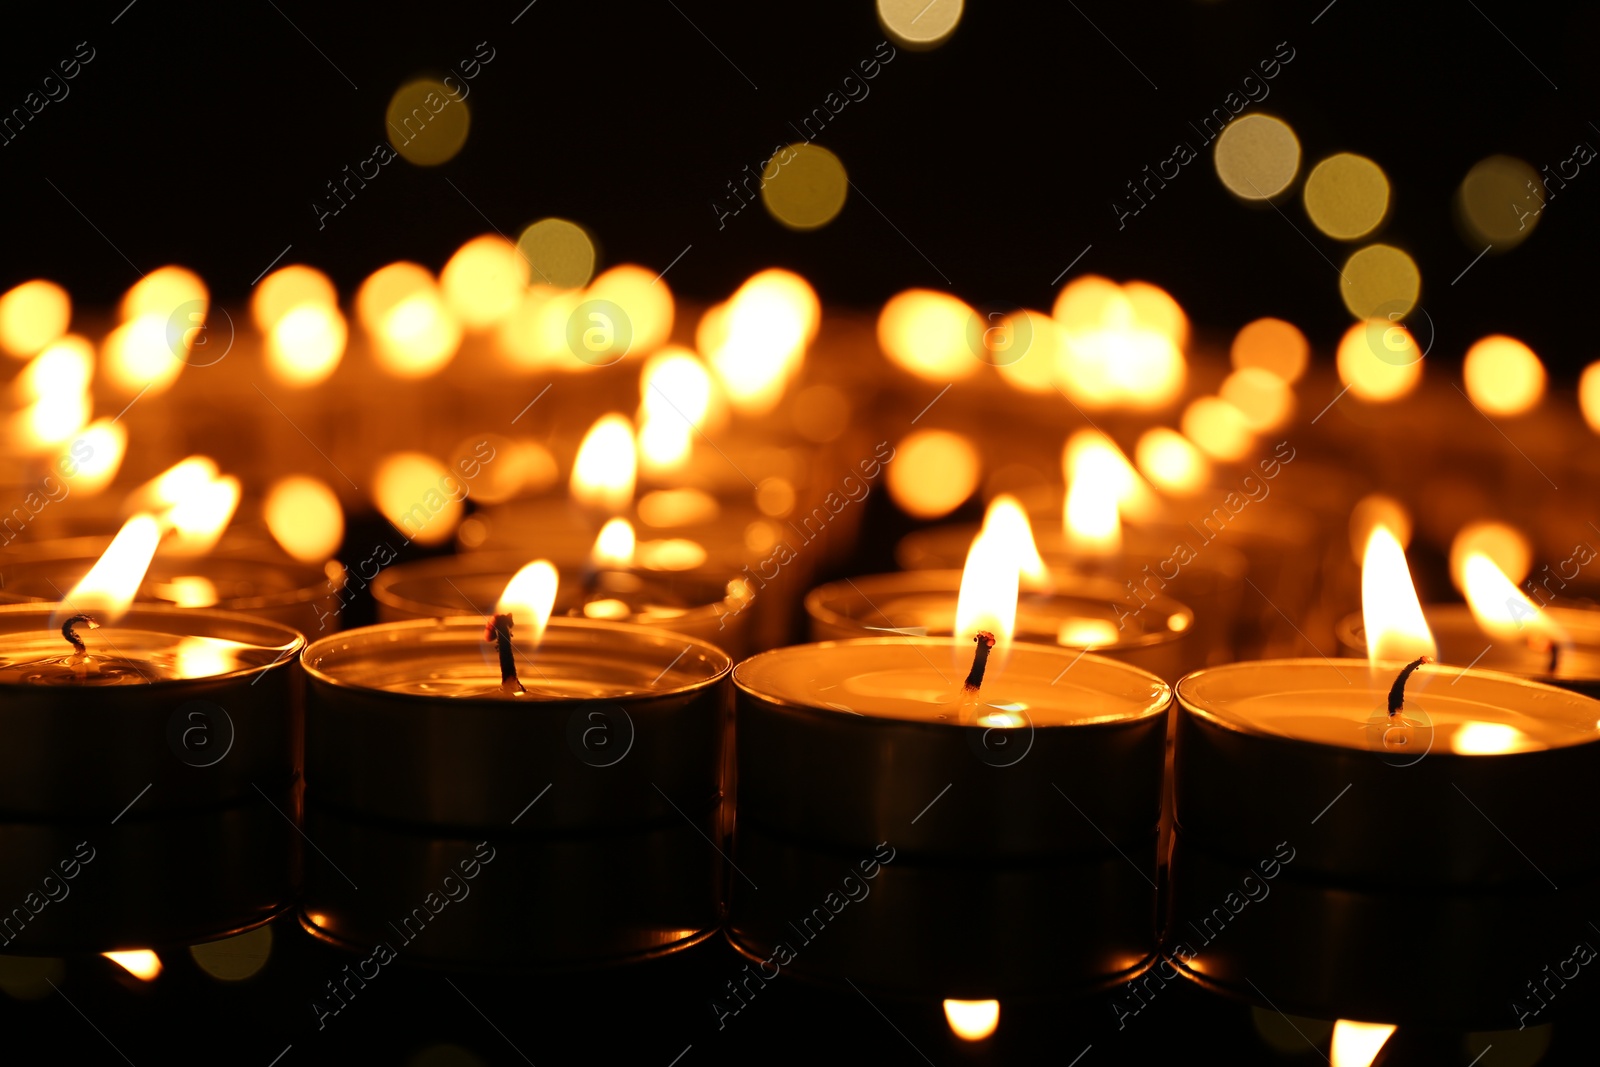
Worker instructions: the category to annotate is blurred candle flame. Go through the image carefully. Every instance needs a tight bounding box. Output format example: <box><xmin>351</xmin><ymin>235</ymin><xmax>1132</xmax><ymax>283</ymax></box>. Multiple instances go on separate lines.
<box><xmin>1064</xmin><ymin>430</ymin><xmax>1161</xmax><ymax>522</ymax></box>
<box><xmin>52</xmin><ymin>514</ymin><xmax>162</xmax><ymax>628</ymax></box>
<box><xmin>705</xmin><ymin>270</ymin><xmax>817</xmax><ymax>415</ymax></box>
<box><xmin>1135</xmin><ymin>427</ymin><xmax>1210</xmax><ymax>497</ymax></box>
<box><xmin>943</xmin><ymin>999</ymin><xmax>1000</xmax><ymax>1042</ymax></box>
<box><xmin>571</xmin><ymin>414</ymin><xmax>637</xmax><ymax>515</ymax></box>
<box><xmin>1330</xmin><ymin>1020</ymin><xmax>1396</xmax><ymax>1067</ymax></box>
<box><xmin>1461</xmin><ymin>553</ymin><xmax>1568</xmax><ymax>648</ymax></box>
<box><xmin>264</xmin><ymin>476</ymin><xmax>344</xmax><ymax>563</ymax></box>
<box><xmin>1361</xmin><ymin>525</ymin><xmax>1437</xmax><ymax>666</ymax></box>
<box><xmin>877</xmin><ymin>289</ymin><xmax>978</xmax><ymax>381</ymax></box>
<box><xmin>102</xmin><ymin>950</ymin><xmax>162</xmax><ymax>981</ymax></box>
<box><xmin>591</xmin><ymin>517</ymin><xmax>636</xmax><ymax>570</ymax></box>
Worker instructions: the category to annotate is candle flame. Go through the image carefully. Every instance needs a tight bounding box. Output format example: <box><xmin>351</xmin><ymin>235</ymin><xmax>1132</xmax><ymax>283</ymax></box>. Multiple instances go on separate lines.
<box><xmin>266</xmin><ymin>303</ymin><xmax>347</xmax><ymax>387</ymax></box>
<box><xmin>1052</xmin><ymin>277</ymin><xmax>1186</xmax><ymax>409</ymax></box>
<box><xmin>638</xmin><ymin>348</ymin><xmax>714</xmax><ymax>473</ymax></box>
<box><xmin>586</xmin><ymin>263</ymin><xmax>676</xmax><ymax>356</ymax></box>
<box><xmin>981</xmin><ymin>495</ymin><xmax>1050</xmax><ymax>589</ymax></box>
<box><xmin>58</xmin><ymin>419</ymin><xmax>127</xmax><ymax>497</ymax></box>
<box><xmin>440</xmin><ymin>235</ymin><xmax>529</xmax><ymax>330</ymax></box>
<box><xmin>1461</xmin><ymin>553</ymin><xmax>1568</xmax><ymax>648</ymax></box>
<box><xmin>264</xmin><ymin>476</ymin><xmax>345</xmax><ymax>563</ymax></box>
<box><xmin>943</xmin><ymin>999</ymin><xmax>1000</xmax><ymax>1042</ymax></box>
<box><xmin>497</xmin><ymin>560</ymin><xmax>559</xmax><ymax>648</ymax></box>
<box><xmin>52</xmin><ymin>514</ymin><xmax>162</xmax><ymax>628</ymax></box>
<box><xmin>0</xmin><ymin>279</ymin><xmax>71</xmax><ymax>358</ymax></box>
<box><xmin>1330</xmin><ymin>1020</ymin><xmax>1396</xmax><ymax>1067</ymax></box>
<box><xmin>705</xmin><ymin>270</ymin><xmax>817</xmax><ymax>415</ymax></box>
<box><xmin>1135</xmin><ymin>427</ymin><xmax>1210</xmax><ymax>497</ymax></box>
<box><xmin>1063</xmin><ymin>440</ymin><xmax>1126</xmax><ymax>560</ymax></box>
<box><xmin>1361</xmin><ymin>525</ymin><xmax>1437</xmax><ymax>666</ymax></box>
<box><xmin>591</xmin><ymin>518</ymin><xmax>636</xmax><ymax>570</ymax></box>
<box><xmin>954</xmin><ymin>530</ymin><xmax>1019</xmax><ymax>669</ymax></box>
<box><xmin>252</xmin><ymin>264</ymin><xmax>337</xmax><ymax>333</ymax></box>
<box><xmin>102</xmin><ymin>950</ymin><xmax>162</xmax><ymax>981</ymax></box>
<box><xmin>1064</xmin><ymin>430</ymin><xmax>1162</xmax><ymax>521</ymax></box>
<box><xmin>877</xmin><ymin>289</ymin><xmax>979</xmax><ymax>381</ymax></box>
<box><xmin>571</xmin><ymin>414</ymin><xmax>637</xmax><ymax>515</ymax></box>
<box><xmin>1348</xmin><ymin>494</ymin><xmax>1412</xmax><ymax>566</ymax></box>
<box><xmin>1449</xmin><ymin>521</ymin><xmax>1530</xmax><ymax>589</ymax></box>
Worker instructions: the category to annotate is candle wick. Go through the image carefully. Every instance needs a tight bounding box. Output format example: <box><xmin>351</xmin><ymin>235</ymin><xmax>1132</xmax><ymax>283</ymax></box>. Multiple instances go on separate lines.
<box><xmin>484</xmin><ymin>613</ymin><xmax>525</xmax><ymax>694</ymax></box>
<box><xmin>963</xmin><ymin>631</ymin><xmax>996</xmax><ymax>692</ymax></box>
<box><xmin>1531</xmin><ymin>634</ymin><xmax>1562</xmax><ymax>676</ymax></box>
<box><xmin>61</xmin><ymin>613</ymin><xmax>99</xmax><ymax>657</ymax></box>
<box><xmin>1386</xmin><ymin>655</ymin><xmax>1430</xmax><ymax>718</ymax></box>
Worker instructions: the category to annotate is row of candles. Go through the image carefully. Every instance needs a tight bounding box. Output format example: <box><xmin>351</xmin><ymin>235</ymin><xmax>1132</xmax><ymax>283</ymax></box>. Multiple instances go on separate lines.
<box><xmin>3</xmin><ymin>249</ymin><xmax>1599</xmax><ymax>1062</ymax></box>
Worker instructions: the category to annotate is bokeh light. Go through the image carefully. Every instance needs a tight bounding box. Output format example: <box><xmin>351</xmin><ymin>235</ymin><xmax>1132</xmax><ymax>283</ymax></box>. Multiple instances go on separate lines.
<box><xmin>887</xmin><ymin>430</ymin><xmax>979</xmax><ymax>518</ymax></box>
<box><xmin>264</xmin><ymin>476</ymin><xmax>345</xmax><ymax>563</ymax></box>
<box><xmin>266</xmin><ymin>303</ymin><xmax>347</xmax><ymax>387</ymax></box>
<box><xmin>102</xmin><ymin>313</ymin><xmax>184</xmax><ymax>395</ymax></box>
<box><xmin>1462</xmin><ymin>334</ymin><xmax>1543</xmax><ymax>416</ymax></box>
<box><xmin>374</xmin><ymin>453</ymin><xmax>463</xmax><ymax>546</ymax></box>
<box><xmin>1123</xmin><ymin>281</ymin><xmax>1189</xmax><ymax>349</ymax></box>
<box><xmin>1303</xmin><ymin>153</ymin><xmax>1389</xmax><ymax>240</ymax></box>
<box><xmin>189</xmin><ymin>926</ymin><xmax>273</xmax><ymax>982</ymax></box>
<box><xmin>0</xmin><ymin>279</ymin><xmax>70</xmax><ymax>358</ymax></box>
<box><xmin>252</xmin><ymin>265</ymin><xmax>337</xmax><ymax>333</ymax></box>
<box><xmin>516</xmin><ymin>218</ymin><xmax>596</xmax><ymax>290</ymax></box>
<box><xmin>1348</xmin><ymin>493</ymin><xmax>1411</xmax><ymax>565</ymax></box>
<box><xmin>60</xmin><ymin>419</ymin><xmax>126</xmax><ymax>496</ymax></box>
<box><xmin>1339</xmin><ymin>244</ymin><xmax>1420</xmax><ymax>320</ymax></box>
<box><xmin>1581</xmin><ymin>362</ymin><xmax>1600</xmax><ymax>434</ymax></box>
<box><xmin>1213</xmin><ymin>114</ymin><xmax>1300</xmax><ymax>200</ymax></box>
<box><xmin>1457</xmin><ymin>155</ymin><xmax>1541</xmax><ymax>250</ymax></box>
<box><xmin>1220</xmin><ymin>367</ymin><xmax>1294</xmax><ymax>431</ymax></box>
<box><xmin>877</xmin><ymin>0</ymin><xmax>962</xmax><ymax>50</ymax></box>
<box><xmin>1181</xmin><ymin>397</ymin><xmax>1254</xmax><ymax>462</ymax></box>
<box><xmin>1450</xmin><ymin>520</ymin><xmax>1532</xmax><ymax>589</ymax></box>
<box><xmin>121</xmin><ymin>266</ymin><xmax>207</xmax><ymax>323</ymax></box>
<box><xmin>761</xmin><ymin>143</ymin><xmax>848</xmax><ymax>231</ymax></box>
<box><xmin>586</xmin><ymin>264</ymin><xmax>675</xmax><ymax>356</ymax></box>
<box><xmin>356</xmin><ymin>262</ymin><xmax>435</xmax><ymax>335</ymax></box>
<box><xmin>878</xmin><ymin>289</ymin><xmax>979</xmax><ymax>380</ymax></box>
<box><xmin>1230</xmin><ymin>317</ymin><xmax>1309</xmax><ymax>383</ymax></box>
<box><xmin>1135</xmin><ymin>427</ymin><xmax>1211</xmax><ymax>497</ymax></box>
<box><xmin>1336</xmin><ymin>320</ymin><xmax>1423</xmax><ymax>402</ymax></box>
<box><xmin>386</xmin><ymin>78</ymin><xmax>470</xmax><ymax>166</ymax></box>
<box><xmin>441</xmin><ymin>235</ymin><xmax>530</xmax><ymax>330</ymax></box>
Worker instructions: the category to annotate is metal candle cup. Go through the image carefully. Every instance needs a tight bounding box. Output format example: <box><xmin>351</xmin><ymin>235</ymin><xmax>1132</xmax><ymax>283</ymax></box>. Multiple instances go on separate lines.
<box><xmin>370</xmin><ymin>552</ymin><xmax>755</xmax><ymax>657</ymax></box>
<box><xmin>1168</xmin><ymin>658</ymin><xmax>1600</xmax><ymax>1027</ymax></box>
<box><xmin>0</xmin><ymin>534</ymin><xmax>346</xmax><ymax>637</ymax></box>
<box><xmin>806</xmin><ymin>570</ymin><xmax>1195</xmax><ymax>683</ymax></box>
<box><xmin>728</xmin><ymin>638</ymin><xmax>1170</xmax><ymax>995</ymax></box>
<box><xmin>0</xmin><ymin>603</ymin><xmax>303</xmax><ymax>818</ymax></box>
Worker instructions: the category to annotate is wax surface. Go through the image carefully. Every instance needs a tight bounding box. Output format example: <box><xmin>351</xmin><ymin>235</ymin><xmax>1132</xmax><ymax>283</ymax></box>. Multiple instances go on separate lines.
<box><xmin>0</xmin><ymin>631</ymin><xmax>287</xmax><ymax>685</ymax></box>
<box><xmin>735</xmin><ymin>638</ymin><xmax>1170</xmax><ymax>725</ymax></box>
<box><xmin>305</xmin><ymin>617</ymin><xmax>727</xmax><ymax>701</ymax></box>
<box><xmin>1179</xmin><ymin>659</ymin><xmax>1600</xmax><ymax>753</ymax></box>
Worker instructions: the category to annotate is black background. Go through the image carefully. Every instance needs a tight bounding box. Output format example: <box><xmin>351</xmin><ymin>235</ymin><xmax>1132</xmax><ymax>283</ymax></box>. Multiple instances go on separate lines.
<box><xmin>1</xmin><ymin>1</ymin><xmax>1596</xmax><ymax>373</ymax></box>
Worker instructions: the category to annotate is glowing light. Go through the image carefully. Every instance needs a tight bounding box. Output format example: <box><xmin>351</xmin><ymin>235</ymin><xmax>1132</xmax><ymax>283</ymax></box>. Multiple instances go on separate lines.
<box><xmin>637</xmin><ymin>488</ymin><xmax>719</xmax><ymax>528</ymax></box>
<box><xmin>706</xmin><ymin>270</ymin><xmax>818</xmax><ymax>415</ymax></box>
<box><xmin>162</xmin><ymin>474</ymin><xmax>241</xmax><ymax>556</ymax></box>
<box><xmin>638</xmin><ymin>348</ymin><xmax>714</xmax><ymax>474</ymax></box>
<box><xmin>266</xmin><ymin>303</ymin><xmax>346</xmax><ymax>387</ymax></box>
<box><xmin>1463</xmin><ymin>334</ymin><xmax>1543</xmax><ymax>416</ymax></box>
<box><xmin>58</xmin><ymin>420</ymin><xmax>126</xmax><ymax>496</ymax></box>
<box><xmin>879</xmin><ymin>0</ymin><xmax>962</xmax><ymax>49</ymax></box>
<box><xmin>264</xmin><ymin>477</ymin><xmax>345</xmax><ymax>563</ymax></box>
<box><xmin>1582</xmin><ymin>362</ymin><xmax>1600</xmax><ymax>435</ymax></box>
<box><xmin>189</xmin><ymin>926</ymin><xmax>273</xmax><ymax>982</ymax></box>
<box><xmin>1053</xmin><ymin>279</ymin><xmax>1186</xmax><ymax>409</ymax></box>
<box><xmin>756</xmin><ymin>476</ymin><xmax>796</xmax><ymax>517</ymax></box>
<box><xmin>942</xmin><ymin>999</ymin><xmax>998</xmax><ymax>1042</ymax></box>
<box><xmin>1065</xmin><ymin>430</ymin><xmax>1161</xmax><ymax>522</ymax></box>
<box><xmin>22</xmin><ymin>338</ymin><xmax>96</xmax><ymax>399</ymax></box>
<box><xmin>1182</xmin><ymin>397</ymin><xmax>1254</xmax><ymax>462</ymax></box>
<box><xmin>517</xmin><ymin>218</ymin><xmax>596</xmax><ymax>290</ymax></box>
<box><xmin>1348</xmin><ymin>494</ymin><xmax>1411</xmax><ymax>565</ymax></box>
<box><xmin>1340</xmin><ymin>244</ymin><xmax>1420</xmax><ymax>321</ymax></box>
<box><xmin>1123</xmin><ymin>281</ymin><xmax>1189</xmax><ymax>349</ymax></box>
<box><xmin>497</xmin><ymin>560</ymin><xmax>559</xmax><ymax>647</ymax></box>
<box><xmin>1461</xmin><ymin>552</ymin><xmax>1567</xmax><ymax>650</ymax></box>
<box><xmin>877</xmin><ymin>289</ymin><xmax>979</xmax><ymax>381</ymax></box>
<box><xmin>441</xmin><ymin>235</ymin><xmax>530</xmax><ymax>330</ymax></box>
<box><xmin>102</xmin><ymin>951</ymin><xmax>162</xmax><ymax>981</ymax></box>
<box><xmin>993</xmin><ymin>309</ymin><xmax>1062</xmax><ymax>394</ymax></box>
<box><xmin>1450</xmin><ymin>520</ymin><xmax>1530</xmax><ymax>588</ymax></box>
<box><xmin>385</xmin><ymin>78</ymin><xmax>470</xmax><ymax>166</ymax></box>
<box><xmin>761</xmin><ymin>143</ymin><xmax>848</xmax><ymax>230</ymax></box>
<box><xmin>54</xmin><ymin>515</ymin><xmax>162</xmax><ymax>627</ymax></box>
<box><xmin>1064</xmin><ymin>455</ymin><xmax>1122</xmax><ymax>561</ymax></box>
<box><xmin>982</xmin><ymin>495</ymin><xmax>1049</xmax><ymax>589</ymax></box>
<box><xmin>1213</xmin><ymin>114</ymin><xmax>1300</xmax><ymax>200</ymax></box>
<box><xmin>150</xmin><ymin>576</ymin><xmax>219</xmax><ymax>608</ymax></box>
<box><xmin>591</xmin><ymin>518</ymin><xmax>636</xmax><ymax>570</ymax></box>
<box><xmin>356</xmin><ymin>262</ymin><xmax>433</xmax><ymax>336</ymax></box>
<box><xmin>1361</xmin><ymin>525</ymin><xmax>1437</xmax><ymax>666</ymax></box>
<box><xmin>374</xmin><ymin>453</ymin><xmax>463</xmax><ymax>547</ymax></box>
<box><xmin>373</xmin><ymin>291</ymin><xmax>461</xmax><ymax>378</ymax></box>
<box><xmin>132</xmin><ymin>456</ymin><xmax>218</xmax><ymax>513</ymax></box>
<box><xmin>954</xmin><ymin>530</ymin><xmax>1018</xmax><ymax>662</ymax></box>
<box><xmin>1336</xmin><ymin>320</ymin><xmax>1423</xmax><ymax>402</ymax></box>
<box><xmin>1303</xmin><ymin>154</ymin><xmax>1389</xmax><ymax>240</ymax></box>
<box><xmin>1450</xmin><ymin>720</ymin><xmax>1536</xmax><ymax>755</ymax></box>
<box><xmin>1458</xmin><ymin>155</ymin><xmax>1541</xmax><ymax>250</ymax></box>
<box><xmin>121</xmin><ymin>266</ymin><xmax>206</xmax><ymax>323</ymax></box>
<box><xmin>1219</xmin><ymin>367</ymin><xmax>1294</xmax><ymax>431</ymax></box>
<box><xmin>1330</xmin><ymin>1020</ymin><xmax>1396</xmax><ymax>1067</ymax></box>
<box><xmin>496</xmin><ymin>286</ymin><xmax>584</xmax><ymax>370</ymax></box>
<box><xmin>102</xmin><ymin>313</ymin><xmax>184</xmax><ymax>396</ymax></box>
<box><xmin>586</xmin><ymin>264</ymin><xmax>675</xmax><ymax>356</ymax></box>
<box><xmin>0</xmin><ymin>279</ymin><xmax>70</xmax><ymax>358</ymax></box>
<box><xmin>571</xmin><ymin>414</ymin><xmax>637</xmax><ymax>515</ymax></box>
<box><xmin>635</xmin><ymin>538</ymin><xmax>708</xmax><ymax>570</ymax></box>
<box><xmin>1059</xmin><ymin>618</ymin><xmax>1121</xmax><ymax>647</ymax></box>
<box><xmin>885</xmin><ymin>429</ymin><xmax>979</xmax><ymax>519</ymax></box>
<box><xmin>1135</xmin><ymin>427</ymin><xmax>1210</xmax><ymax>497</ymax></box>
<box><xmin>1230</xmin><ymin>317</ymin><xmax>1309</xmax><ymax>383</ymax></box>
<box><xmin>252</xmin><ymin>265</ymin><xmax>337</xmax><ymax>333</ymax></box>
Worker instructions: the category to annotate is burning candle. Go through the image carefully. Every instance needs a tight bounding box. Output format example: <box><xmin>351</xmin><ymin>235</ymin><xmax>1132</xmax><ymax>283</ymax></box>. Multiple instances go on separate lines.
<box><xmin>729</xmin><ymin>554</ymin><xmax>1172</xmax><ymax>996</ymax></box>
<box><xmin>299</xmin><ymin>566</ymin><xmax>732</xmax><ymax>968</ymax></box>
<box><xmin>1166</xmin><ymin>521</ymin><xmax>1600</xmax><ymax>1028</ymax></box>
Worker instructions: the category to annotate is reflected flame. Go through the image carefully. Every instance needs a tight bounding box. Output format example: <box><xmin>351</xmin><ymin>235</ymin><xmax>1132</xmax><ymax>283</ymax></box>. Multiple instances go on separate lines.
<box><xmin>102</xmin><ymin>950</ymin><xmax>162</xmax><ymax>981</ymax></box>
<box><xmin>497</xmin><ymin>560</ymin><xmax>559</xmax><ymax>648</ymax></box>
<box><xmin>1450</xmin><ymin>721</ymin><xmax>1535</xmax><ymax>755</ymax></box>
<box><xmin>264</xmin><ymin>476</ymin><xmax>344</xmax><ymax>563</ymax></box>
<box><xmin>1330</xmin><ymin>1020</ymin><xmax>1396</xmax><ymax>1067</ymax></box>
<box><xmin>1135</xmin><ymin>427</ymin><xmax>1210</xmax><ymax>497</ymax></box>
<box><xmin>943</xmin><ymin>999</ymin><xmax>1000</xmax><ymax>1042</ymax></box>
<box><xmin>1059</xmin><ymin>618</ymin><xmax>1121</xmax><ymax>647</ymax></box>
<box><xmin>982</xmin><ymin>495</ymin><xmax>1049</xmax><ymax>589</ymax></box>
<box><xmin>635</xmin><ymin>538</ymin><xmax>708</xmax><ymax>570</ymax></box>
<box><xmin>954</xmin><ymin>530</ymin><xmax>1019</xmax><ymax>666</ymax></box>
<box><xmin>1361</xmin><ymin>526</ymin><xmax>1437</xmax><ymax>665</ymax></box>
<box><xmin>1064</xmin><ymin>430</ymin><xmax>1161</xmax><ymax>522</ymax></box>
<box><xmin>150</xmin><ymin>576</ymin><xmax>219</xmax><ymax>608</ymax></box>
<box><xmin>1461</xmin><ymin>553</ymin><xmax>1568</xmax><ymax>648</ymax></box>
<box><xmin>176</xmin><ymin>634</ymin><xmax>233</xmax><ymax>675</ymax></box>
<box><xmin>571</xmin><ymin>414</ymin><xmax>637</xmax><ymax>514</ymax></box>
<box><xmin>53</xmin><ymin>515</ymin><xmax>162</xmax><ymax>627</ymax></box>
<box><xmin>591</xmin><ymin>518</ymin><xmax>636</xmax><ymax>570</ymax></box>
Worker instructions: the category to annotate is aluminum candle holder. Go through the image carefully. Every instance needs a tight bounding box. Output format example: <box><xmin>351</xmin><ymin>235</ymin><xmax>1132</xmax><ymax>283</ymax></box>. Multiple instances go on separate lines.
<box><xmin>299</xmin><ymin>616</ymin><xmax>732</xmax><ymax>969</ymax></box>
<box><xmin>1167</xmin><ymin>657</ymin><xmax>1600</xmax><ymax>1028</ymax></box>
<box><xmin>805</xmin><ymin>569</ymin><xmax>1197</xmax><ymax>683</ymax></box>
<box><xmin>728</xmin><ymin>637</ymin><xmax>1170</xmax><ymax>996</ymax></box>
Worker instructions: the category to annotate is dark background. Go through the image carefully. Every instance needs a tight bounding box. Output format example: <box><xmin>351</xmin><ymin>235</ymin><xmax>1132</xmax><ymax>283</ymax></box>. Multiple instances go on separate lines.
<box><xmin>1</xmin><ymin>1</ymin><xmax>1596</xmax><ymax>374</ymax></box>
